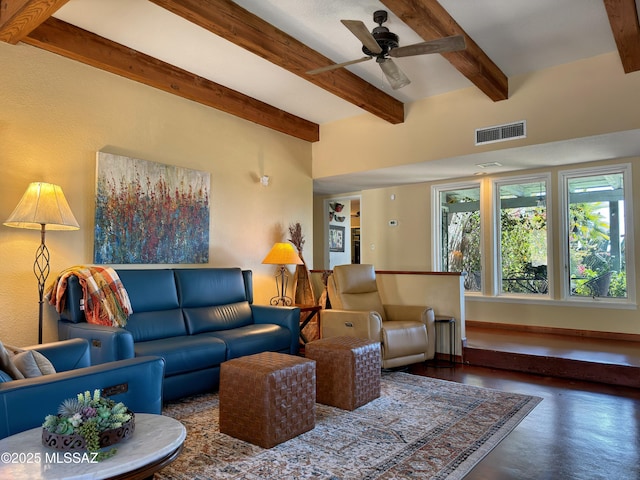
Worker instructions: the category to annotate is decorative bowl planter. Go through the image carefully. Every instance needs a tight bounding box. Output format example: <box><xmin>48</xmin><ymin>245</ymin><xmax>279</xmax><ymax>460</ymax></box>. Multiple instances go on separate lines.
<box><xmin>42</xmin><ymin>412</ymin><xmax>135</xmax><ymax>452</ymax></box>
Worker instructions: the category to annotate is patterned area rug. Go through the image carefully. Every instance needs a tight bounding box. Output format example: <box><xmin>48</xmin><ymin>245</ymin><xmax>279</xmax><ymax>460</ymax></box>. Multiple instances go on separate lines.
<box><xmin>157</xmin><ymin>372</ymin><xmax>541</xmax><ymax>480</ymax></box>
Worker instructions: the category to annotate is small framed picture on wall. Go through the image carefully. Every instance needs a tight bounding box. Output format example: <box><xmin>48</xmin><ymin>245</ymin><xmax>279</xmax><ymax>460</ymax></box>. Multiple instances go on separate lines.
<box><xmin>329</xmin><ymin>225</ymin><xmax>345</xmax><ymax>252</ymax></box>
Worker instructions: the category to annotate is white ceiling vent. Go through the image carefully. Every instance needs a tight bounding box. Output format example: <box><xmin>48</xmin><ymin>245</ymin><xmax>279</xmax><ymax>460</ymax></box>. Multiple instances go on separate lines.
<box><xmin>475</xmin><ymin>120</ymin><xmax>526</xmax><ymax>146</ymax></box>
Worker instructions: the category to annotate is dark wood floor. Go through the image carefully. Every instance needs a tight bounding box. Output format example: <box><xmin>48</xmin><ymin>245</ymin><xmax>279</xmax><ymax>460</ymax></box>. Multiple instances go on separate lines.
<box><xmin>409</xmin><ymin>359</ymin><xmax>640</xmax><ymax>479</ymax></box>
<box><xmin>304</xmin><ymin>323</ymin><xmax>640</xmax><ymax>478</ymax></box>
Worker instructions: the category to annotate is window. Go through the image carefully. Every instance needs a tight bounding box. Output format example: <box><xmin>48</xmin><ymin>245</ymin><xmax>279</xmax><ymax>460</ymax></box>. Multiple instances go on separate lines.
<box><xmin>561</xmin><ymin>165</ymin><xmax>633</xmax><ymax>300</ymax></box>
<box><xmin>495</xmin><ymin>176</ymin><xmax>550</xmax><ymax>295</ymax></box>
<box><xmin>434</xmin><ymin>183</ymin><xmax>482</xmax><ymax>292</ymax></box>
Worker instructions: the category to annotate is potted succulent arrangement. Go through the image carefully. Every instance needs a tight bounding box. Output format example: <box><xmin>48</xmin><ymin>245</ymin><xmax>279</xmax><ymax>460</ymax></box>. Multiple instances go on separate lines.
<box><xmin>42</xmin><ymin>389</ymin><xmax>134</xmax><ymax>461</ymax></box>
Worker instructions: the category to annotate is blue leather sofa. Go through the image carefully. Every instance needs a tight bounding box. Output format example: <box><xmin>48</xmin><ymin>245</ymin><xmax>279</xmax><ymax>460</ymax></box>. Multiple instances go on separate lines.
<box><xmin>0</xmin><ymin>338</ymin><xmax>164</xmax><ymax>439</ymax></box>
<box><xmin>57</xmin><ymin>268</ymin><xmax>300</xmax><ymax>401</ymax></box>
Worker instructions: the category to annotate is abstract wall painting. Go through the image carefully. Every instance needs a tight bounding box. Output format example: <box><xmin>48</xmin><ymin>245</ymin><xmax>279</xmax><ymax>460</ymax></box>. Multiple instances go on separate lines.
<box><xmin>94</xmin><ymin>152</ymin><xmax>210</xmax><ymax>264</ymax></box>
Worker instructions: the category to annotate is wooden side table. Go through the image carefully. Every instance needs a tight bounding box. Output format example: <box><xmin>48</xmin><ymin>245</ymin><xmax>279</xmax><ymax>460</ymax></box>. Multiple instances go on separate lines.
<box><xmin>296</xmin><ymin>304</ymin><xmax>322</xmax><ymax>344</ymax></box>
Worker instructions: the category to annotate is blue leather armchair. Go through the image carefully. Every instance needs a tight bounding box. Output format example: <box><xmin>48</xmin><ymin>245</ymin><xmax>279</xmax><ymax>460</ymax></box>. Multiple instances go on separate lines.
<box><xmin>0</xmin><ymin>338</ymin><xmax>165</xmax><ymax>439</ymax></box>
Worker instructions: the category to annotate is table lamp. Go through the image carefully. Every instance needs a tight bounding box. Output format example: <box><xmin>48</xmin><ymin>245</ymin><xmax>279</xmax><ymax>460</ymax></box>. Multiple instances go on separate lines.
<box><xmin>262</xmin><ymin>242</ymin><xmax>303</xmax><ymax>306</ymax></box>
<box><xmin>4</xmin><ymin>182</ymin><xmax>80</xmax><ymax>343</ymax></box>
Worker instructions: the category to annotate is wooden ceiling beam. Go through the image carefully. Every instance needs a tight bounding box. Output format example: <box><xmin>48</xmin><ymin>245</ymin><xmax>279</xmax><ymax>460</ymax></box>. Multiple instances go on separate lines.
<box><xmin>0</xmin><ymin>0</ymin><xmax>68</xmax><ymax>44</ymax></box>
<box><xmin>149</xmin><ymin>0</ymin><xmax>405</xmax><ymax>124</ymax></box>
<box><xmin>23</xmin><ymin>17</ymin><xmax>319</xmax><ymax>142</ymax></box>
<box><xmin>603</xmin><ymin>0</ymin><xmax>640</xmax><ymax>73</ymax></box>
<box><xmin>381</xmin><ymin>0</ymin><xmax>508</xmax><ymax>101</ymax></box>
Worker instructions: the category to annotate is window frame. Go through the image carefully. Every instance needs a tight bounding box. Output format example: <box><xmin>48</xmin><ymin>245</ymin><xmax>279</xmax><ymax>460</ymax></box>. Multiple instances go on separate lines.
<box><xmin>559</xmin><ymin>163</ymin><xmax>635</xmax><ymax>304</ymax></box>
<box><xmin>492</xmin><ymin>173</ymin><xmax>553</xmax><ymax>298</ymax></box>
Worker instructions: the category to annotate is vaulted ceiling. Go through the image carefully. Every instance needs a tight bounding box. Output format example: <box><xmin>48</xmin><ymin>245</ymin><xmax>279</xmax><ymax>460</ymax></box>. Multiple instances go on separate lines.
<box><xmin>2</xmin><ymin>0</ymin><xmax>638</xmax><ymax>145</ymax></box>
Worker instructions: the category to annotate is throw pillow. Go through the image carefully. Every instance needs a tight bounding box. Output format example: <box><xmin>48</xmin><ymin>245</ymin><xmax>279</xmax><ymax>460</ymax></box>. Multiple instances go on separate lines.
<box><xmin>0</xmin><ymin>341</ymin><xmax>24</xmax><ymax>380</ymax></box>
<box><xmin>11</xmin><ymin>350</ymin><xmax>56</xmax><ymax>378</ymax></box>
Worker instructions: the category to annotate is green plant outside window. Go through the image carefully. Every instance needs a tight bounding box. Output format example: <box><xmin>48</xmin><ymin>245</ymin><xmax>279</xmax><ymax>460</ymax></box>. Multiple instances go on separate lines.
<box><xmin>567</xmin><ymin>172</ymin><xmax>626</xmax><ymax>298</ymax></box>
<box><xmin>498</xmin><ymin>180</ymin><xmax>548</xmax><ymax>295</ymax></box>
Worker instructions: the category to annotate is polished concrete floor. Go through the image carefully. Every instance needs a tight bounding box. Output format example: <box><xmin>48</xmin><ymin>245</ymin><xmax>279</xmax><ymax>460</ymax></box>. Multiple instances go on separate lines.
<box><xmin>408</xmin><ymin>362</ymin><xmax>640</xmax><ymax>480</ymax></box>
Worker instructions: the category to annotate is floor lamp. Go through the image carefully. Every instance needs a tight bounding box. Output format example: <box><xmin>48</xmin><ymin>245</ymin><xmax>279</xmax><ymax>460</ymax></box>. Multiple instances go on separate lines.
<box><xmin>262</xmin><ymin>242</ymin><xmax>303</xmax><ymax>306</ymax></box>
<box><xmin>4</xmin><ymin>182</ymin><xmax>80</xmax><ymax>343</ymax></box>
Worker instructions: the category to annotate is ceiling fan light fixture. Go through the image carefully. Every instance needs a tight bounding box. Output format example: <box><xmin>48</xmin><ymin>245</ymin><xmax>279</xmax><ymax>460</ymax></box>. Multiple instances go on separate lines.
<box><xmin>379</xmin><ymin>58</ymin><xmax>411</xmax><ymax>89</ymax></box>
<box><xmin>308</xmin><ymin>10</ymin><xmax>466</xmax><ymax>91</ymax></box>
<box><xmin>363</xmin><ymin>28</ymin><xmax>398</xmax><ymax>57</ymax></box>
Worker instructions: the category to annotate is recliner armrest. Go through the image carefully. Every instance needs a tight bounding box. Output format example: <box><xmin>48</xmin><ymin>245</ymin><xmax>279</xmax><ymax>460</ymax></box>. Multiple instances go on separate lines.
<box><xmin>321</xmin><ymin>310</ymin><xmax>382</xmax><ymax>341</ymax></box>
<box><xmin>252</xmin><ymin>305</ymin><xmax>300</xmax><ymax>354</ymax></box>
<box><xmin>58</xmin><ymin>321</ymin><xmax>135</xmax><ymax>364</ymax></box>
<box><xmin>23</xmin><ymin>338</ymin><xmax>91</xmax><ymax>372</ymax></box>
<box><xmin>0</xmin><ymin>355</ymin><xmax>165</xmax><ymax>439</ymax></box>
<box><xmin>384</xmin><ymin>304</ymin><xmax>436</xmax><ymax>359</ymax></box>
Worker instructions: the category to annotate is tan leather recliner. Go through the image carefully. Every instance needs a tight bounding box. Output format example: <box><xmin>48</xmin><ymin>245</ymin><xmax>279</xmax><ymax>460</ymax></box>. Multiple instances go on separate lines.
<box><xmin>321</xmin><ymin>264</ymin><xmax>436</xmax><ymax>369</ymax></box>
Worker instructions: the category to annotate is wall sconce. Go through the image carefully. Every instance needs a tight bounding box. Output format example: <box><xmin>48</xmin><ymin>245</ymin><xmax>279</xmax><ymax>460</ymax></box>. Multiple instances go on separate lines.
<box><xmin>261</xmin><ymin>242</ymin><xmax>302</xmax><ymax>306</ymax></box>
<box><xmin>260</xmin><ymin>175</ymin><xmax>270</xmax><ymax>187</ymax></box>
<box><xmin>4</xmin><ymin>182</ymin><xmax>79</xmax><ymax>343</ymax></box>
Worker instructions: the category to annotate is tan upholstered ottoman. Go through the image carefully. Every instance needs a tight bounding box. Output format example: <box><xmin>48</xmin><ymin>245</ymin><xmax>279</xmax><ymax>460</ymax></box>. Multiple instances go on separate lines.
<box><xmin>305</xmin><ymin>336</ymin><xmax>381</xmax><ymax>410</ymax></box>
<box><xmin>219</xmin><ymin>351</ymin><xmax>316</xmax><ymax>448</ymax></box>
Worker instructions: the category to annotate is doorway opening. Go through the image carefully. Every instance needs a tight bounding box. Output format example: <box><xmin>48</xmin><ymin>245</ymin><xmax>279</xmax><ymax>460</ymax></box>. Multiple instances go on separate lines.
<box><xmin>326</xmin><ymin>195</ymin><xmax>361</xmax><ymax>269</ymax></box>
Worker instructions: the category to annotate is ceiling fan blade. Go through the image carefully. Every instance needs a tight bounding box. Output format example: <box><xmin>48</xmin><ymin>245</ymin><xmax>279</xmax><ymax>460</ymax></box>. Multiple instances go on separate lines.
<box><xmin>341</xmin><ymin>19</ymin><xmax>382</xmax><ymax>55</ymax></box>
<box><xmin>307</xmin><ymin>56</ymin><xmax>372</xmax><ymax>75</ymax></box>
<box><xmin>389</xmin><ymin>35</ymin><xmax>466</xmax><ymax>58</ymax></box>
<box><xmin>379</xmin><ymin>58</ymin><xmax>411</xmax><ymax>90</ymax></box>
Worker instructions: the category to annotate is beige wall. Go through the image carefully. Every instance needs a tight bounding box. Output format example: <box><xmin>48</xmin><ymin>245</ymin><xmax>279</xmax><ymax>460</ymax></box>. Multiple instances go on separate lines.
<box><xmin>312</xmin><ymin>52</ymin><xmax>640</xmax><ymax>177</ymax></box>
<box><xmin>315</xmin><ymin>158</ymin><xmax>640</xmax><ymax>334</ymax></box>
<box><xmin>315</xmin><ymin>160</ymin><xmax>640</xmax><ymax>336</ymax></box>
<box><xmin>312</xmin><ymin>52</ymin><xmax>640</xmax><ymax>337</ymax></box>
<box><xmin>0</xmin><ymin>42</ymin><xmax>313</xmax><ymax>346</ymax></box>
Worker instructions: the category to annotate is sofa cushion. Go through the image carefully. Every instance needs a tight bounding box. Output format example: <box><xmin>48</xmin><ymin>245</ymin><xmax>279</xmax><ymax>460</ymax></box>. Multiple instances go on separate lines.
<box><xmin>0</xmin><ymin>341</ymin><xmax>23</xmax><ymax>380</ymax></box>
<box><xmin>126</xmin><ymin>309</ymin><xmax>187</xmax><ymax>342</ymax></box>
<box><xmin>11</xmin><ymin>350</ymin><xmax>56</xmax><ymax>378</ymax></box>
<box><xmin>175</xmin><ymin>268</ymin><xmax>247</xmax><ymax>307</ymax></box>
<box><xmin>0</xmin><ymin>343</ymin><xmax>57</xmax><ymax>379</ymax></box>
<box><xmin>117</xmin><ymin>269</ymin><xmax>179</xmax><ymax>313</ymax></box>
<box><xmin>207</xmin><ymin>324</ymin><xmax>291</xmax><ymax>359</ymax></box>
<box><xmin>134</xmin><ymin>335</ymin><xmax>226</xmax><ymax>377</ymax></box>
<box><xmin>183</xmin><ymin>301</ymin><xmax>253</xmax><ymax>334</ymax></box>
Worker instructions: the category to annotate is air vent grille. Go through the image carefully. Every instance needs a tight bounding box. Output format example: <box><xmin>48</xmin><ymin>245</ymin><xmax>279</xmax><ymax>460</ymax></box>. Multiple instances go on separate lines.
<box><xmin>475</xmin><ymin>121</ymin><xmax>526</xmax><ymax>145</ymax></box>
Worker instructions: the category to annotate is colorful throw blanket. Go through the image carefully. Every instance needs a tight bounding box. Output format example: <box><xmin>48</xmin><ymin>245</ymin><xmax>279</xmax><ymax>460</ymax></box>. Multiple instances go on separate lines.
<box><xmin>47</xmin><ymin>266</ymin><xmax>132</xmax><ymax>328</ymax></box>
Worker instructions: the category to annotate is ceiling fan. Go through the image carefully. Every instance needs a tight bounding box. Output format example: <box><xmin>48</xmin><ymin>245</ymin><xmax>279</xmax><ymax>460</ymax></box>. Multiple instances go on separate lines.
<box><xmin>307</xmin><ymin>10</ymin><xmax>466</xmax><ymax>90</ymax></box>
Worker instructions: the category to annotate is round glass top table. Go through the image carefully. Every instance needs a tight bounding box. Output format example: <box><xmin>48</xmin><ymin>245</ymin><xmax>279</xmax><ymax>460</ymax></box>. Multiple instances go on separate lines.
<box><xmin>0</xmin><ymin>413</ymin><xmax>186</xmax><ymax>480</ymax></box>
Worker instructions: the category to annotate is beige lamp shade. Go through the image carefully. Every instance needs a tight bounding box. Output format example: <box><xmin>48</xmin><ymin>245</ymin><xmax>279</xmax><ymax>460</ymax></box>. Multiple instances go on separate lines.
<box><xmin>4</xmin><ymin>182</ymin><xmax>80</xmax><ymax>231</ymax></box>
<box><xmin>262</xmin><ymin>242</ymin><xmax>303</xmax><ymax>265</ymax></box>
<box><xmin>4</xmin><ymin>182</ymin><xmax>79</xmax><ymax>344</ymax></box>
